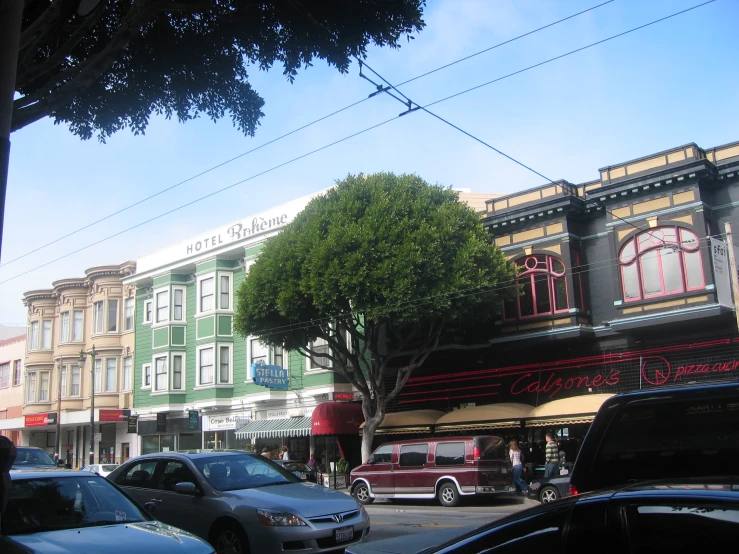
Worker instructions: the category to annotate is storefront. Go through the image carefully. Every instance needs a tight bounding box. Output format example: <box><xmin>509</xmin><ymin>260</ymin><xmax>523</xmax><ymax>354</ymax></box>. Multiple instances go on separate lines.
<box><xmin>202</xmin><ymin>411</ymin><xmax>253</xmax><ymax>451</ymax></box>
<box><xmin>235</xmin><ymin>408</ymin><xmax>312</xmax><ymax>461</ymax></box>
<box><xmin>138</xmin><ymin>412</ymin><xmax>202</xmax><ymax>454</ymax></box>
<box><xmin>311</xmin><ymin>401</ymin><xmax>363</xmax><ymax>472</ymax></box>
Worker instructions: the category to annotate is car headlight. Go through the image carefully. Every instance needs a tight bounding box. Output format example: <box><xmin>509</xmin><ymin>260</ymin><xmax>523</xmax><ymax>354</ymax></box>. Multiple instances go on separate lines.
<box><xmin>256</xmin><ymin>508</ymin><xmax>307</xmax><ymax>527</ymax></box>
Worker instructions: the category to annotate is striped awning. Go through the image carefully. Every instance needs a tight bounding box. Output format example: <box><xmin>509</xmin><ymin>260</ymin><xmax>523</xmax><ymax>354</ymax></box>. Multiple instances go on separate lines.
<box><xmin>235</xmin><ymin>417</ymin><xmax>312</xmax><ymax>439</ymax></box>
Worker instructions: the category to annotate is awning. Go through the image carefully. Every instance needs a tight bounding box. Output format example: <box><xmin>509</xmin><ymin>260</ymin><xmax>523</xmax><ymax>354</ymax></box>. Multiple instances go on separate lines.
<box><xmin>312</xmin><ymin>401</ymin><xmax>364</xmax><ymax>436</ymax></box>
<box><xmin>235</xmin><ymin>417</ymin><xmax>312</xmax><ymax>439</ymax></box>
<box><xmin>360</xmin><ymin>410</ymin><xmax>444</xmax><ymax>435</ymax></box>
<box><xmin>434</xmin><ymin>403</ymin><xmax>534</xmax><ymax>432</ymax></box>
<box><xmin>525</xmin><ymin>394</ymin><xmax>615</xmax><ymax>427</ymax></box>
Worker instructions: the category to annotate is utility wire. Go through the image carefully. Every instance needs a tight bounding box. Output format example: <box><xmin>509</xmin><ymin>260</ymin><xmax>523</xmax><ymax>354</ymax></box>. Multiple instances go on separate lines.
<box><xmin>0</xmin><ymin>0</ymin><xmax>616</xmax><ymax>269</ymax></box>
<box><xmin>0</xmin><ymin>0</ymin><xmax>716</xmax><ymax>284</ymax></box>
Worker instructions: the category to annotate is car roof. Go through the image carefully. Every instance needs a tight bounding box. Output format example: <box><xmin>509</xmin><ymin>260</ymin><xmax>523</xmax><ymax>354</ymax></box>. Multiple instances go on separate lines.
<box><xmin>605</xmin><ymin>381</ymin><xmax>739</xmax><ymax>407</ymax></box>
<box><xmin>10</xmin><ymin>469</ymin><xmax>93</xmax><ymax>479</ymax></box>
<box><xmin>133</xmin><ymin>450</ymin><xmax>257</xmax><ymax>460</ymax></box>
<box><xmin>374</xmin><ymin>436</ymin><xmax>501</xmax><ymax>447</ymax></box>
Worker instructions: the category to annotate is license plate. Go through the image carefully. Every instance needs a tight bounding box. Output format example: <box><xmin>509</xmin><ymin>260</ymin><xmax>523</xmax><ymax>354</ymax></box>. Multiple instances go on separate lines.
<box><xmin>560</xmin><ymin>469</ymin><xmax>569</xmax><ymax>475</ymax></box>
<box><xmin>335</xmin><ymin>526</ymin><xmax>354</xmax><ymax>543</ymax></box>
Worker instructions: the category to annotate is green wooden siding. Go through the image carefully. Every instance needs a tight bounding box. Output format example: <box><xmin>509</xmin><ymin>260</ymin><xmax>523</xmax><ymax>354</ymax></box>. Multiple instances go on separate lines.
<box><xmin>171</xmin><ymin>326</ymin><xmax>186</xmax><ymax>346</ymax></box>
<box><xmin>218</xmin><ymin>315</ymin><xmax>232</xmax><ymax>336</ymax></box>
<box><xmin>152</xmin><ymin>327</ymin><xmax>169</xmax><ymax>348</ymax></box>
<box><xmin>196</xmin><ymin>316</ymin><xmax>215</xmax><ymax>340</ymax></box>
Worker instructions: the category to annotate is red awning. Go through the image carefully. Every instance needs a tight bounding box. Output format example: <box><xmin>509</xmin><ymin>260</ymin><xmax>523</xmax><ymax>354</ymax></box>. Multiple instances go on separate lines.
<box><xmin>312</xmin><ymin>401</ymin><xmax>364</xmax><ymax>436</ymax></box>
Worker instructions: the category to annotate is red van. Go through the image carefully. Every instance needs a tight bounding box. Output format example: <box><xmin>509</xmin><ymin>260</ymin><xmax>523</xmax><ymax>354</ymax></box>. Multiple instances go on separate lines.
<box><xmin>349</xmin><ymin>435</ymin><xmax>515</xmax><ymax>507</ymax></box>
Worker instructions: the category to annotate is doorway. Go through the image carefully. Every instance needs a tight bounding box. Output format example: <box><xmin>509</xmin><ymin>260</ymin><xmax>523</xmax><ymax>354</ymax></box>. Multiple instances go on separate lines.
<box><xmin>121</xmin><ymin>442</ymin><xmax>130</xmax><ymax>463</ymax></box>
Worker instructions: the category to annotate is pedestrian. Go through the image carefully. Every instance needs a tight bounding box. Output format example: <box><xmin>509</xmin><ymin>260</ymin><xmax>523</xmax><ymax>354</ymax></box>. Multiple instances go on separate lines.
<box><xmin>544</xmin><ymin>433</ymin><xmax>560</xmax><ymax>478</ymax></box>
<box><xmin>508</xmin><ymin>440</ymin><xmax>528</xmax><ymax>495</ymax></box>
<box><xmin>281</xmin><ymin>445</ymin><xmax>290</xmax><ymax>461</ymax></box>
<box><xmin>307</xmin><ymin>453</ymin><xmax>316</xmax><ymax>471</ymax></box>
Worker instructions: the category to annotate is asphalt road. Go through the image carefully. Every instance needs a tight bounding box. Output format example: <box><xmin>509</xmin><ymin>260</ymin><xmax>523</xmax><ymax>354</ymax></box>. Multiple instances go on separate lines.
<box><xmin>362</xmin><ymin>496</ymin><xmax>539</xmax><ymax>546</ymax></box>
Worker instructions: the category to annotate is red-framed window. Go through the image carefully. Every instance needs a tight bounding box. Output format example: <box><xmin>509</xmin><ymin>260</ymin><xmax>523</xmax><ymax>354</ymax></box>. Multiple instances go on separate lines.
<box><xmin>504</xmin><ymin>254</ymin><xmax>569</xmax><ymax>320</ymax></box>
<box><xmin>620</xmin><ymin>226</ymin><xmax>704</xmax><ymax>302</ymax></box>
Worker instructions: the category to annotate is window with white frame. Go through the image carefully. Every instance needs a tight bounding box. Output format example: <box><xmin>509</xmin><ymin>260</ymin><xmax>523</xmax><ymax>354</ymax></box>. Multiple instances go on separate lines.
<box><xmin>60</xmin><ymin>366</ymin><xmax>66</xmax><ymax>398</ymax></box>
<box><xmin>26</xmin><ymin>372</ymin><xmax>37</xmax><ymax>403</ymax></box>
<box><xmin>107</xmin><ymin>300</ymin><xmax>118</xmax><ymax>333</ymax></box>
<box><xmin>143</xmin><ymin>300</ymin><xmax>152</xmax><ymax>324</ymax></box>
<box><xmin>246</xmin><ymin>340</ymin><xmax>284</xmax><ymax>381</ymax></box>
<box><xmin>308</xmin><ymin>336</ymin><xmax>333</xmax><ymax>370</ymax></box>
<box><xmin>250</xmin><ymin>339</ymin><xmax>268</xmax><ymax>366</ymax></box>
<box><xmin>220</xmin><ymin>274</ymin><xmax>231</xmax><ymax>310</ymax></box>
<box><xmin>124</xmin><ymin>298</ymin><xmax>135</xmax><ymax>331</ymax></box>
<box><xmin>41</xmin><ymin>320</ymin><xmax>52</xmax><ymax>350</ymax></box>
<box><xmin>198</xmin><ymin>347</ymin><xmax>214</xmax><ymax>385</ymax></box>
<box><xmin>60</xmin><ymin>312</ymin><xmax>70</xmax><ymax>343</ymax></box>
<box><xmin>0</xmin><ymin>363</ymin><xmax>9</xmax><ymax>388</ymax></box>
<box><xmin>39</xmin><ymin>372</ymin><xmax>50</xmax><ymax>401</ymax></box>
<box><xmin>219</xmin><ymin>345</ymin><xmax>231</xmax><ymax>384</ymax></box>
<box><xmin>154</xmin><ymin>356</ymin><xmax>168</xmax><ymax>391</ymax></box>
<box><xmin>156</xmin><ymin>290</ymin><xmax>168</xmax><ymax>323</ymax></box>
<box><xmin>105</xmin><ymin>358</ymin><xmax>117</xmax><ymax>392</ymax></box>
<box><xmin>94</xmin><ymin>359</ymin><xmax>102</xmax><ymax>393</ymax></box>
<box><xmin>13</xmin><ymin>360</ymin><xmax>22</xmax><ymax>386</ymax></box>
<box><xmin>200</xmin><ymin>277</ymin><xmax>215</xmax><ymax>312</ymax></box>
<box><xmin>29</xmin><ymin>321</ymin><xmax>39</xmax><ymax>351</ymax></box>
<box><xmin>123</xmin><ymin>357</ymin><xmax>132</xmax><ymax>391</ymax></box>
<box><xmin>142</xmin><ymin>363</ymin><xmax>151</xmax><ymax>388</ymax></box>
<box><xmin>172</xmin><ymin>354</ymin><xmax>184</xmax><ymax>390</ymax></box>
<box><xmin>72</xmin><ymin>310</ymin><xmax>83</xmax><ymax>341</ymax></box>
<box><xmin>93</xmin><ymin>301</ymin><xmax>104</xmax><ymax>334</ymax></box>
<box><xmin>274</xmin><ymin>345</ymin><xmax>283</xmax><ymax>368</ymax></box>
<box><xmin>173</xmin><ymin>288</ymin><xmax>184</xmax><ymax>321</ymax></box>
<box><xmin>70</xmin><ymin>365</ymin><xmax>80</xmax><ymax>396</ymax></box>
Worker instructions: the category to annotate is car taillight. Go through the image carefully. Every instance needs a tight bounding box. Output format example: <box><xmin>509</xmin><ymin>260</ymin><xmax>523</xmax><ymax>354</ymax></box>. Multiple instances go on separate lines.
<box><xmin>473</xmin><ymin>446</ymin><xmax>481</xmax><ymax>460</ymax></box>
<box><xmin>569</xmin><ymin>484</ymin><xmax>579</xmax><ymax>496</ymax></box>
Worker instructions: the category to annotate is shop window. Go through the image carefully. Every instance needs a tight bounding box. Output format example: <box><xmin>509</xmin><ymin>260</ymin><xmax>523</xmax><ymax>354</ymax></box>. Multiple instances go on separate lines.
<box><xmin>504</xmin><ymin>255</ymin><xmax>569</xmax><ymax>320</ymax></box>
<box><xmin>620</xmin><ymin>226</ymin><xmax>704</xmax><ymax>302</ymax></box>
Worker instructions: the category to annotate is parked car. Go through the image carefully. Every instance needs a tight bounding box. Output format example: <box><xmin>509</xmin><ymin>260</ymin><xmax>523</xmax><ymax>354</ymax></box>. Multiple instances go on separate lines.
<box><xmin>350</xmin><ymin>435</ymin><xmax>514</xmax><ymax>507</ymax></box>
<box><xmin>347</xmin><ymin>478</ymin><xmax>739</xmax><ymax>554</ymax></box>
<box><xmin>108</xmin><ymin>451</ymin><xmax>369</xmax><ymax>554</ymax></box>
<box><xmin>275</xmin><ymin>460</ymin><xmax>317</xmax><ymax>483</ymax></box>
<box><xmin>10</xmin><ymin>447</ymin><xmax>58</xmax><ymax>470</ymax></box>
<box><xmin>80</xmin><ymin>463</ymin><xmax>120</xmax><ymax>478</ymax></box>
<box><xmin>570</xmin><ymin>382</ymin><xmax>739</xmax><ymax>496</ymax></box>
<box><xmin>0</xmin><ymin>469</ymin><xmax>214</xmax><ymax>554</ymax></box>
<box><xmin>527</xmin><ymin>474</ymin><xmax>570</xmax><ymax>503</ymax></box>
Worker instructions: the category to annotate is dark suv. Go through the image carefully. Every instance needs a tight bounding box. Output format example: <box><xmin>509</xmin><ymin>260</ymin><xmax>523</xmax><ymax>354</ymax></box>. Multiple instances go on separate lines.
<box><xmin>569</xmin><ymin>382</ymin><xmax>739</xmax><ymax>495</ymax></box>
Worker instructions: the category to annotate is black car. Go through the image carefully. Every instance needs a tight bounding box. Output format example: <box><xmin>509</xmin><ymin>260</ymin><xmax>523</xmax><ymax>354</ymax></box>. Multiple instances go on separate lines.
<box><xmin>570</xmin><ymin>382</ymin><xmax>739</xmax><ymax>495</ymax></box>
<box><xmin>274</xmin><ymin>460</ymin><xmax>317</xmax><ymax>483</ymax></box>
<box><xmin>348</xmin><ymin>478</ymin><xmax>739</xmax><ymax>554</ymax></box>
<box><xmin>527</xmin><ymin>474</ymin><xmax>570</xmax><ymax>504</ymax></box>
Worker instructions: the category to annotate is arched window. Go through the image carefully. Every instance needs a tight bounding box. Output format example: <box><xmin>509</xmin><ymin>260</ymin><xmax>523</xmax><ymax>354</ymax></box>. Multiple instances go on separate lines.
<box><xmin>619</xmin><ymin>226</ymin><xmax>704</xmax><ymax>302</ymax></box>
<box><xmin>504</xmin><ymin>254</ymin><xmax>568</xmax><ymax>320</ymax></box>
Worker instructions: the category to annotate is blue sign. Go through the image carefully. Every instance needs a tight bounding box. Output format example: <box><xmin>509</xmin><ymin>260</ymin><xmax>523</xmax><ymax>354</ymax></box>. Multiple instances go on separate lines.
<box><xmin>251</xmin><ymin>362</ymin><xmax>289</xmax><ymax>389</ymax></box>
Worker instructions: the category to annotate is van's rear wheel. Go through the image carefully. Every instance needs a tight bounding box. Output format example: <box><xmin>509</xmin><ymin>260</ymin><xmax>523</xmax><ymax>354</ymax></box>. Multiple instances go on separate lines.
<box><xmin>438</xmin><ymin>483</ymin><xmax>460</xmax><ymax>507</ymax></box>
<box><xmin>352</xmin><ymin>483</ymin><xmax>374</xmax><ymax>505</ymax></box>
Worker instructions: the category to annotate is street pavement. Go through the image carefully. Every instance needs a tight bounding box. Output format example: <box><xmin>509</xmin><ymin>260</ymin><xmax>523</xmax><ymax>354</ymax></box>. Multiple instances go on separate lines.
<box><xmin>361</xmin><ymin>496</ymin><xmax>539</xmax><ymax>548</ymax></box>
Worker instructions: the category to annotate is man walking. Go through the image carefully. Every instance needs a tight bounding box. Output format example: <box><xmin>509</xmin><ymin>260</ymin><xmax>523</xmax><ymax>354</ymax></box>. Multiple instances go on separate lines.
<box><xmin>544</xmin><ymin>433</ymin><xmax>560</xmax><ymax>478</ymax></box>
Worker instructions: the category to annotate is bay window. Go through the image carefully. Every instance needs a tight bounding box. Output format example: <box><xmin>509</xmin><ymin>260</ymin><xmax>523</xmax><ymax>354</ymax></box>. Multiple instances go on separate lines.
<box><xmin>94</xmin><ymin>359</ymin><xmax>102</xmax><ymax>393</ymax></box>
<box><xmin>220</xmin><ymin>274</ymin><xmax>231</xmax><ymax>310</ymax></box>
<box><xmin>0</xmin><ymin>363</ymin><xmax>8</xmax><ymax>388</ymax></box>
<box><xmin>70</xmin><ymin>366</ymin><xmax>80</xmax><ymax>396</ymax></box>
<box><xmin>173</xmin><ymin>289</ymin><xmax>184</xmax><ymax>321</ymax></box>
<box><xmin>93</xmin><ymin>301</ymin><xmax>104</xmax><ymax>334</ymax></box>
<box><xmin>26</xmin><ymin>372</ymin><xmax>37</xmax><ymax>403</ymax></box>
<box><xmin>620</xmin><ymin>226</ymin><xmax>704</xmax><ymax>302</ymax></box>
<box><xmin>154</xmin><ymin>356</ymin><xmax>168</xmax><ymax>392</ymax></box>
<box><xmin>105</xmin><ymin>358</ymin><xmax>117</xmax><ymax>392</ymax></box>
<box><xmin>142</xmin><ymin>364</ymin><xmax>151</xmax><ymax>388</ymax></box>
<box><xmin>41</xmin><ymin>320</ymin><xmax>52</xmax><ymax>349</ymax></box>
<box><xmin>72</xmin><ymin>310</ymin><xmax>83</xmax><ymax>341</ymax></box>
<box><xmin>39</xmin><ymin>372</ymin><xmax>50</xmax><ymax>401</ymax></box>
<box><xmin>29</xmin><ymin>321</ymin><xmax>39</xmax><ymax>351</ymax></box>
<box><xmin>60</xmin><ymin>312</ymin><xmax>70</xmax><ymax>343</ymax></box>
<box><xmin>200</xmin><ymin>277</ymin><xmax>214</xmax><ymax>312</ymax></box>
<box><xmin>124</xmin><ymin>298</ymin><xmax>135</xmax><ymax>331</ymax></box>
<box><xmin>504</xmin><ymin>255</ymin><xmax>569</xmax><ymax>320</ymax></box>
<box><xmin>172</xmin><ymin>354</ymin><xmax>184</xmax><ymax>390</ymax></box>
<box><xmin>198</xmin><ymin>347</ymin><xmax>214</xmax><ymax>385</ymax></box>
<box><xmin>219</xmin><ymin>345</ymin><xmax>231</xmax><ymax>383</ymax></box>
<box><xmin>107</xmin><ymin>299</ymin><xmax>118</xmax><ymax>332</ymax></box>
<box><xmin>308</xmin><ymin>337</ymin><xmax>332</xmax><ymax>370</ymax></box>
<box><xmin>123</xmin><ymin>357</ymin><xmax>132</xmax><ymax>391</ymax></box>
<box><xmin>156</xmin><ymin>290</ymin><xmax>168</xmax><ymax>323</ymax></box>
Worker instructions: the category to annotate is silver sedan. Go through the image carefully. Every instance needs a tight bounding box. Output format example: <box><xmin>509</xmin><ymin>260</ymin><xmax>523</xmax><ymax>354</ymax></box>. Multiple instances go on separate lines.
<box><xmin>108</xmin><ymin>451</ymin><xmax>369</xmax><ymax>554</ymax></box>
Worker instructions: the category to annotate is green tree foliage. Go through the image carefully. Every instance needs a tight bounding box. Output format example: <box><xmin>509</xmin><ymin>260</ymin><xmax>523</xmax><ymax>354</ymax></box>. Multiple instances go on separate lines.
<box><xmin>13</xmin><ymin>0</ymin><xmax>425</xmax><ymax>140</ymax></box>
<box><xmin>234</xmin><ymin>173</ymin><xmax>514</xmax><ymax>460</ymax></box>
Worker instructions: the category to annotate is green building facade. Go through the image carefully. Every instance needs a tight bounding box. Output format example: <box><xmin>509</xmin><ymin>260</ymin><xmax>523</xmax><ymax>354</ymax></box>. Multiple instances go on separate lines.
<box><xmin>124</xmin><ymin>191</ymin><xmax>357</xmax><ymax>465</ymax></box>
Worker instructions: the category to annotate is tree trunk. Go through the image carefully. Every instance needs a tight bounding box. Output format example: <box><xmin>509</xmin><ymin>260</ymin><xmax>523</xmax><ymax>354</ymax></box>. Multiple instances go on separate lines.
<box><xmin>361</xmin><ymin>418</ymin><xmax>380</xmax><ymax>463</ymax></box>
<box><xmin>360</xmin><ymin>397</ymin><xmax>383</xmax><ymax>463</ymax></box>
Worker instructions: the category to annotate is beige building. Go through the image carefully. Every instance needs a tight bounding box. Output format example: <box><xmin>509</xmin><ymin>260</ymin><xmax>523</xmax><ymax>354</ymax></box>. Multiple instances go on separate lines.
<box><xmin>0</xmin><ymin>334</ymin><xmax>26</xmax><ymax>445</ymax></box>
<box><xmin>22</xmin><ymin>262</ymin><xmax>137</xmax><ymax>467</ymax></box>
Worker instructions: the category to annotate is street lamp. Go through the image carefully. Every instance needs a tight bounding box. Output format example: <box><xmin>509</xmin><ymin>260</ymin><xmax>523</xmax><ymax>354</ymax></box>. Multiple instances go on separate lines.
<box><xmin>79</xmin><ymin>346</ymin><xmax>97</xmax><ymax>466</ymax></box>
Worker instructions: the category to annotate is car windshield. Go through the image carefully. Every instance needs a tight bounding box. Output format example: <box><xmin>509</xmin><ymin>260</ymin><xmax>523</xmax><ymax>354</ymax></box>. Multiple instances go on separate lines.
<box><xmin>590</xmin><ymin>399</ymin><xmax>739</xmax><ymax>489</ymax></box>
<box><xmin>283</xmin><ymin>462</ymin><xmax>312</xmax><ymax>473</ymax></box>
<box><xmin>193</xmin><ymin>453</ymin><xmax>300</xmax><ymax>491</ymax></box>
<box><xmin>12</xmin><ymin>448</ymin><xmax>57</xmax><ymax>468</ymax></box>
<box><xmin>1</xmin><ymin>476</ymin><xmax>148</xmax><ymax>535</ymax></box>
<box><xmin>101</xmin><ymin>465</ymin><xmax>119</xmax><ymax>472</ymax></box>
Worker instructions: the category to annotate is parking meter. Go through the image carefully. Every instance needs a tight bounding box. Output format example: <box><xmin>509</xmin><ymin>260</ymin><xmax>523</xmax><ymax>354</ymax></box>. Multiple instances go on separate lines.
<box><xmin>0</xmin><ymin>436</ymin><xmax>17</xmax><ymax>513</ymax></box>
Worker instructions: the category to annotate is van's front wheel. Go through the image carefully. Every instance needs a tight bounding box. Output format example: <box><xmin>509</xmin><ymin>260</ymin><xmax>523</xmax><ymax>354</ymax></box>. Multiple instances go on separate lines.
<box><xmin>352</xmin><ymin>483</ymin><xmax>374</xmax><ymax>505</ymax></box>
<box><xmin>438</xmin><ymin>482</ymin><xmax>460</xmax><ymax>507</ymax></box>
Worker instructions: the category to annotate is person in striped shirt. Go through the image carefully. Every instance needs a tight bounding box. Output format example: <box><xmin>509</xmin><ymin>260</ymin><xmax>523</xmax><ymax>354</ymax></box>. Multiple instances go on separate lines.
<box><xmin>544</xmin><ymin>433</ymin><xmax>560</xmax><ymax>478</ymax></box>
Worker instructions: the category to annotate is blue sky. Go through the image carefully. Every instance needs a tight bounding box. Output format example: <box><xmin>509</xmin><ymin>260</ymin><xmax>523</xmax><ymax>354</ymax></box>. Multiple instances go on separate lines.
<box><xmin>2</xmin><ymin>0</ymin><xmax>737</xmax><ymax>323</ymax></box>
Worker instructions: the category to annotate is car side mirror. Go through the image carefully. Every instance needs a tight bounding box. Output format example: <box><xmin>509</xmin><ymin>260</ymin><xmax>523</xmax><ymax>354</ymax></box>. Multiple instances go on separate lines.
<box><xmin>173</xmin><ymin>482</ymin><xmax>198</xmax><ymax>495</ymax></box>
<box><xmin>366</xmin><ymin>455</ymin><xmax>375</xmax><ymax>465</ymax></box>
<box><xmin>143</xmin><ymin>501</ymin><xmax>158</xmax><ymax>516</ymax></box>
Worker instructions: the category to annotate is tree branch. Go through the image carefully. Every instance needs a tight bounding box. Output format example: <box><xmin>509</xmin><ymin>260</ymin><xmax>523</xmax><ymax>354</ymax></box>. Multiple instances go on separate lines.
<box><xmin>19</xmin><ymin>0</ymin><xmax>69</xmax><ymax>52</ymax></box>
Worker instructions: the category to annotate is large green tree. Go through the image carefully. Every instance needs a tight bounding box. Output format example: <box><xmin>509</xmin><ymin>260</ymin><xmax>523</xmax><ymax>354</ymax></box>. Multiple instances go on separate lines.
<box><xmin>12</xmin><ymin>0</ymin><xmax>425</xmax><ymax>140</ymax></box>
<box><xmin>234</xmin><ymin>173</ymin><xmax>514</xmax><ymax>461</ymax></box>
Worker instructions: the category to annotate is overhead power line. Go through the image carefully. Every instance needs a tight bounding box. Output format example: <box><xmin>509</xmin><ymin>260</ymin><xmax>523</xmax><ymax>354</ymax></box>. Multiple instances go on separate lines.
<box><xmin>0</xmin><ymin>0</ymin><xmax>616</xmax><ymax>269</ymax></box>
<box><xmin>0</xmin><ymin>0</ymin><xmax>717</xmax><ymax>285</ymax></box>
